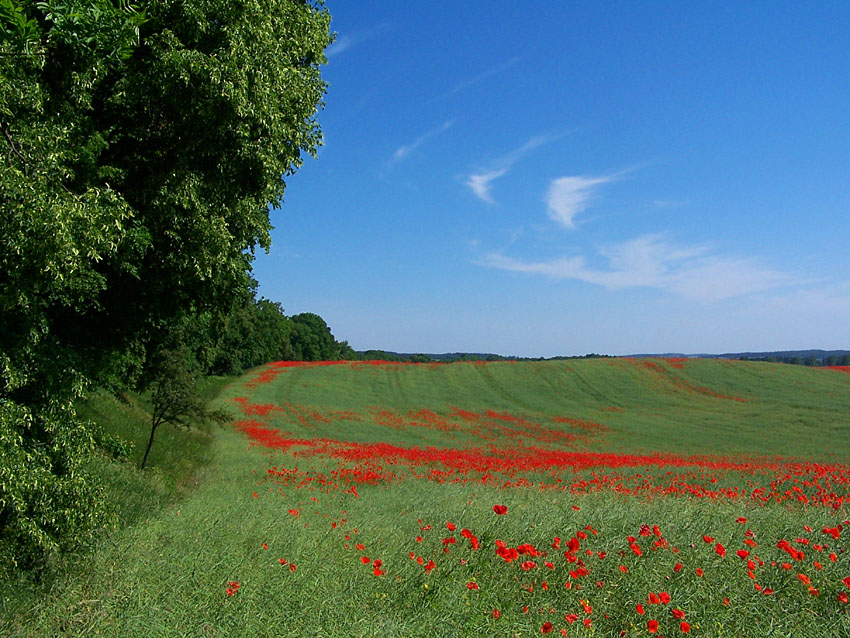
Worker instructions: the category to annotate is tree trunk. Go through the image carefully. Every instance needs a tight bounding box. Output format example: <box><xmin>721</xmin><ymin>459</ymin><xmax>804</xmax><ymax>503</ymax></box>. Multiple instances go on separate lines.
<box><xmin>141</xmin><ymin>420</ymin><xmax>160</xmax><ymax>469</ymax></box>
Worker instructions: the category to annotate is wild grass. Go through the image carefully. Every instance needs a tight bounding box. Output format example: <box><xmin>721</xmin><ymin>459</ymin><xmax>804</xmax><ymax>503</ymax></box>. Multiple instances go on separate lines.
<box><xmin>3</xmin><ymin>360</ymin><xmax>848</xmax><ymax>636</ymax></box>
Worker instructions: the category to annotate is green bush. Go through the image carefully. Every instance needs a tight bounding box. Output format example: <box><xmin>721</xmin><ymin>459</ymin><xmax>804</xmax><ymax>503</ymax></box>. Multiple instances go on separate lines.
<box><xmin>0</xmin><ymin>398</ymin><xmax>113</xmax><ymax>575</ymax></box>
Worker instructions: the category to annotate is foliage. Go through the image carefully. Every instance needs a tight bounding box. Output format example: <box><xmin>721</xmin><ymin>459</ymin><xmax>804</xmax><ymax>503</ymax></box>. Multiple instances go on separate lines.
<box><xmin>0</xmin><ymin>0</ymin><xmax>332</xmax><ymax>573</ymax></box>
<box><xmin>0</xmin><ymin>395</ymin><xmax>113</xmax><ymax>575</ymax></box>
<box><xmin>141</xmin><ymin>345</ymin><xmax>226</xmax><ymax>469</ymax></box>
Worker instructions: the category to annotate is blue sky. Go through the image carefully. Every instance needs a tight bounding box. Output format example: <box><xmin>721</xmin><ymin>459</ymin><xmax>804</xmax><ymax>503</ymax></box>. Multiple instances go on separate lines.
<box><xmin>252</xmin><ymin>2</ymin><xmax>850</xmax><ymax>357</ymax></box>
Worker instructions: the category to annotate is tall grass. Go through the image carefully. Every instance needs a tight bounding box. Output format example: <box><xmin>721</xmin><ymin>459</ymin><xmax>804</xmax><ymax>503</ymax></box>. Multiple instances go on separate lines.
<box><xmin>3</xmin><ymin>360</ymin><xmax>849</xmax><ymax>636</ymax></box>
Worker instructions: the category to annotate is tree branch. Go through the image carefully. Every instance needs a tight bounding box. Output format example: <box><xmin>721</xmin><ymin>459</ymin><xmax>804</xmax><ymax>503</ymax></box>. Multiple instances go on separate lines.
<box><xmin>2</xmin><ymin>124</ymin><xmax>29</xmax><ymax>176</ymax></box>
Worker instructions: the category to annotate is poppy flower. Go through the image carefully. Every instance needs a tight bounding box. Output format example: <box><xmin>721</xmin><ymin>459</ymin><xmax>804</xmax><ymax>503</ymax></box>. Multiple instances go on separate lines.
<box><xmin>702</xmin><ymin>535</ymin><xmax>714</xmax><ymax>543</ymax></box>
<box><xmin>493</xmin><ymin>504</ymin><xmax>508</xmax><ymax>515</ymax></box>
<box><xmin>360</xmin><ymin>556</ymin><xmax>370</xmax><ymax>564</ymax></box>
<box><xmin>648</xmin><ymin>619</ymin><xmax>659</xmax><ymax>633</ymax></box>
<box><xmin>680</xmin><ymin>621</ymin><xmax>691</xmax><ymax>633</ymax></box>
<box><xmin>565</xmin><ymin>614</ymin><xmax>578</xmax><ymax>623</ymax></box>
<box><xmin>492</xmin><ymin>609</ymin><xmax>501</xmax><ymax>618</ymax></box>
<box><xmin>636</xmin><ymin>603</ymin><xmax>645</xmax><ymax>615</ymax></box>
<box><xmin>843</xmin><ymin>576</ymin><xmax>850</xmax><ymax>589</ymax></box>
<box><xmin>466</xmin><ymin>581</ymin><xmax>479</xmax><ymax>590</ymax></box>
<box><xmin>838</xmin><ymin>592</ymin><xmax>849</xmax><ymax>604</ymax></box>
<box><xmin>715</xmin><ymin>543</ymin><xmax>726</xmax><ymax>557</ymax></box>
<box><xmin>446</xmin><ymin>522</ymin><xmax>456</xmax><ymax>531</ymax></box>
<box><xmin>695</xmin><ymin>568</ymin><xmax>704</xmax><ymax>577</ymax></box>
<box><xmin>671</xmin><ymin>608</ymin><xmax>685</xmax><ymax>619</ymax></box>
<box><xmin>659</xmin><ymin>592</ymin><xmax>671</xmax><ymax>604</ymax></box>
<box><xmin>541</xmin><ymin>622</ymin><xmax>553</xmax><ymax>633</ymax></box>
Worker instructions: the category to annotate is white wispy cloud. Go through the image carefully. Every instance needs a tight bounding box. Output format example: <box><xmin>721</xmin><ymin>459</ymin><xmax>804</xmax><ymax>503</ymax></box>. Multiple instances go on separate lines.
<box><xmin>437</xmin><ymin>57</ymin><xmax>520</xmax><ymax>100</ymax></box>
<box><xmin>465</xmin><ymin>135</ymin><xmax>561</xmax><ymax>203</ymax></box>
<box><xmin>326</xmin><ymin>35</ymin><xmax>353</xmax><ymax>57</ymax></box>
<box><xmin>545</xmin><ymin>175</ymin><xmax>615</xmax><ymax>229</ymax></box>
<box><xmin>326</xmin><ymin>23</ymin><xmax>393</xmax><ymax>58</ymax></box>
<box><xmin>480</xmin><ymin>234</ymin><xmax>795</xmax><ymax>303</ymax></box>
<box><xmin>392</xmin><ymin>120</ymin><xmax>455</xmax><ymax>163</ymax></box>
<box><xmin>465</xmin><ymin>168</ymin><xmax>507</xmax><ymax>203</ymax></box>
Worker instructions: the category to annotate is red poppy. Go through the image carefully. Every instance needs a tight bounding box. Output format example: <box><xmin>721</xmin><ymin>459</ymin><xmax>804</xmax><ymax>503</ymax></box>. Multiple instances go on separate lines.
<box><xmin>565</xmin><ymin>614</ymin><xmax>578</xmax><ymax>623</ymax></box>
<box><xmin>541</xmin><ymin>622</ymin><xmax>553</xmax><ymax>634</ymax></box>
<box><xmin>674</xmin><ymin>562</ymin><xmax>683</xmax><ymax>572</ymax></box>
<box><xmin>492</xmin><ymin>609</ymin><xmax>501</xmax><ymax>619</ymax></box>
<box><xmin>680</xmin><ymin>621</ymin><xmax>691</xmax><ymax>633</ymax></box>
<box><xmin>636</xmin><ymin>604</ymin><xmax>645</xmax><ymax>615</ymax></box>
<box><xmin>262</xmin><ymin>543</ymin><xmax>268</xmax><ymax>550</ymax></box>
<box><xmin>466</xmin><ymin>581</ymin><xmax>479</xmax><ymax>590</ymax></box>
<box><xmin>619</xmin><ymin>565</ymin><xmax>628</xmax><ymax>573</ymax></box>
<box><xmin>695</xmin><ymin>568</ymin><xmax>704</xmax><ymax>577</ymax></box>
<box><xmin>659</xmin><ymin>592</ymin><xmax>671</xmax><ymax>604</ymax></box>
<box><xmin>843</xmin><ymin>576</ymin><xmax>850</xmax><ymax>589</ymax></box>
<box><xmin>373</xmin><ymin>566</ymin><xmax>384</xmax><ymax>576</ymax></box>
<box><xmin>493</xmin><ymin>504</ymin><xmax>508</xmax><ymax>515</ymax></box>
<box><xmin>715</xmin><ymin>543</ymin><xmax>726</xmax><ymax>557</ymax></box>
<box><xmin>446</xmin><ymin>521</ymin><xmax>456</xmax><ymax>531</ymax></box>
<box><xmin>736</xmin><ymin>517</ymin><xmax>747</xmax><ymax>523</ymax></box>
<box><xmin>838</xmin><ymin>592</ymin><xmax>849</xmax><ymax>604</ymax></box>
<box><xmin>702</xmin><ymin>535</ymin><xmax>714</xmax><ymax>543</ymax></box>
<box><xmin>648</xmin><ymin>619</ymin><xmax>659</xmax><ymax>633</ymax></box>
<box><xmin>289</xmin><ymin>563</ymin><xmax>296</xmax><ymax>572</ymax></box>
<box><xmin>360</xmin><ymin>556</ymin><xmax>370</xmax><ymax>564</ymax></box>
<box><xmin>671</xmin><ymin>608</ymin><xmax>685</xmax><ymax>619</ymax></box>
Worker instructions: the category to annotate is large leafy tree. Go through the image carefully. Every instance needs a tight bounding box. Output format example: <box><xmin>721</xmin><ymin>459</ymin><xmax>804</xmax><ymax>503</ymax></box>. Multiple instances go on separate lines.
<box><xmin>0</xmin><ymin>0</ymin><xmax>332</xmax><ymax>571</ymax></box>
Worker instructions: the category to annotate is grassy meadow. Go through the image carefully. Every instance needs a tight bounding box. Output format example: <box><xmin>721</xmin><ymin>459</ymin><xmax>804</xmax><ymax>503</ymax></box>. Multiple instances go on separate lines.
<box><xmin>4</xmin><ymin>359</ymin><xmax>849</xmax><ymax>636</ymax></box>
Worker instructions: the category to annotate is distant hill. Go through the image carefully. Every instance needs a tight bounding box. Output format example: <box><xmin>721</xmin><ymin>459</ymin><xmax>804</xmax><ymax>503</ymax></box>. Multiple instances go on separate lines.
<box><xmin>629</xmin><ymin>349</ymin><xmax>850</xmax><ymax>362</ymax></box>
<box><xmin>357</xmin><ymin>349</ymin><xmax>850</xmax><ymax>365</ymax></box>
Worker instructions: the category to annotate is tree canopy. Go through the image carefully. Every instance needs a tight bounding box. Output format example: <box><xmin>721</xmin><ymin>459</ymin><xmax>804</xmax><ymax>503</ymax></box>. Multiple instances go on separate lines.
<box><xmin>1</xmin><ymin>0</ymin><xmax>333</xmax><ymax>572</ymax></box>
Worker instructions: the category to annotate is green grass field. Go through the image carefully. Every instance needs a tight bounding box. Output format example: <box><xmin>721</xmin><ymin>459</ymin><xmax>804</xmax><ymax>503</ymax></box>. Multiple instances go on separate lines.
<box><xmin>4</xmin><ymin>359</ymin><xmax>849</xmax><ymax>636</ymax></box>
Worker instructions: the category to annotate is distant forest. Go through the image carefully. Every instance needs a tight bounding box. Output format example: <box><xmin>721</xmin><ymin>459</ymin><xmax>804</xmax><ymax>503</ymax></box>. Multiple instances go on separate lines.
<box><xmin>355</xmin><ymin>350</ymin><xmax>850</xmax><ymax>367</ymax></box>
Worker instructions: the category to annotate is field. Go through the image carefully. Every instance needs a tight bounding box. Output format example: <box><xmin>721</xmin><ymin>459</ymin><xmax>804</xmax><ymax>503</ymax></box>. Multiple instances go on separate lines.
<box><xmin>6</xmin><ymin>359</ymin><xmax>850</xmax><ymax>636</ymax></box>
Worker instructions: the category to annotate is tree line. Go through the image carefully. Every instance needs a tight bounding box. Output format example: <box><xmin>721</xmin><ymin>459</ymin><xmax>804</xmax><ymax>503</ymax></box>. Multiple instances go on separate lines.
<box><xmin>738</xmin><ymin>354</ymin><xmax>850</xmax><ymax>367</ymax></box>
<box><xmin>1</xmin><ymin>0</ymin><xmax>334</xmax><ymax>574</ymax></box>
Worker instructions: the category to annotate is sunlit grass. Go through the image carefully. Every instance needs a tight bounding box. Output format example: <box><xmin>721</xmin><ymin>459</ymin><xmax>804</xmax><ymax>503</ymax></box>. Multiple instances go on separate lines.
<box><xmin>3</xmin><ymin>359</ymin><xmax>849</xmax><ymax>636</ymax></box>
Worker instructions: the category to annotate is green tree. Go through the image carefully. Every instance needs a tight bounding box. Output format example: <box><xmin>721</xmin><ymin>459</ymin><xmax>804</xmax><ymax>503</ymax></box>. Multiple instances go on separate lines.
<box><xmin>142</xmin><ymin>345</ymin><xmax>225</xmax><ymax>470</ymax></box>
<box><xmin>1</xmin><ymin>0</ymin><xmax>332</xmax><ymax>571</ymax></box>
<box><xmin>290</xmin><ymin>312</ymin><xmax>338</xmax><ymax>361</ymax></box>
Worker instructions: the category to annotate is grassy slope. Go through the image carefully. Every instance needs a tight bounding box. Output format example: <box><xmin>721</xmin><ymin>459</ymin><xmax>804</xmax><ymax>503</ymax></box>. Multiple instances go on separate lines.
<box><xmin>4</xmin><ymin>360</ymin><xmax>849</xmax><ymax>637</ymax></box>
